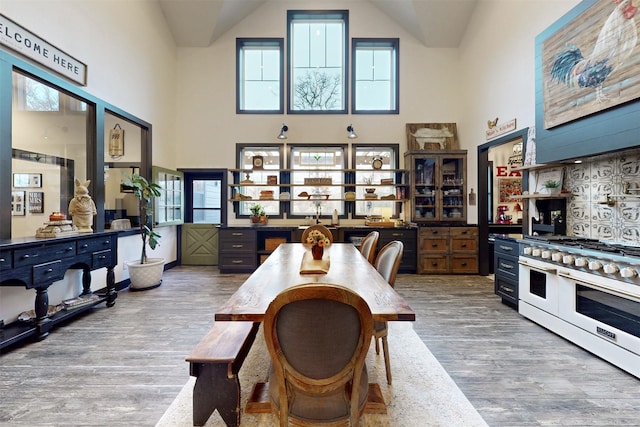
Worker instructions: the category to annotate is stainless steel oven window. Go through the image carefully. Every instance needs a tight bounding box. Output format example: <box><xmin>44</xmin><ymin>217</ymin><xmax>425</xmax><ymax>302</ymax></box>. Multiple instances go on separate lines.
<box><xmin>576</xmin><ymin>284</ymin><xmax>640</xmax><ymax>339</ymax></box>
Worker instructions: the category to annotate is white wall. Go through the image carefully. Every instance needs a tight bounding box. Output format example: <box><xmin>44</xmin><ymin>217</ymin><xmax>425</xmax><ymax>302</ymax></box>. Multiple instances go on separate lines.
<box><xmin>458</xmin><ymin>0</ymin><xmax>580</xmax><ymax>222</ymax></box>
<box><xmin>174</xmin><ymin>0</ymin><xmax>463</xmax><ymax>167</ymax></box>
<box><xmin>0</xmin><ymin>0</ymin><xmax>179</xmax><ymax>323</ymax></box>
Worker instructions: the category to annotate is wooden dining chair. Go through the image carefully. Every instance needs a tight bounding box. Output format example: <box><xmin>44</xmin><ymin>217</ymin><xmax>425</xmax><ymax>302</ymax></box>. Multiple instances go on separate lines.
<box><xmin>372</xmin><ymin>240</ymin><xmax>404</xmax><ymax>385</ymax></box>
<box><xmin>263</xmin><ymin>283</ymin><xmax>373</xmax><ymax>426</ymax></box>
<box><xmin>300</xmin><ymin>224</ymin><xmax>334</xmax><ymax>244</ymax></box>
<box><xmin>359</xmin><ymin>230</ymin><xmax>379</xmax><ymax>265</ymax></box>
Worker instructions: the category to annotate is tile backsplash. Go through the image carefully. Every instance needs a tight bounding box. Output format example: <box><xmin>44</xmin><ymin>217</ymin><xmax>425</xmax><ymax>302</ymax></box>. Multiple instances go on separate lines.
<box><xmin>564</xmin><ymin>150</ymin><xmax>640</xmax><ymax>244</ymax></box>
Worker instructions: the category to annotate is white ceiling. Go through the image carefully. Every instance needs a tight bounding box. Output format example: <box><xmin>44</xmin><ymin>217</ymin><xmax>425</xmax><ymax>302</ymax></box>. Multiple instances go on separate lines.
<box><xmin>158</xmin><ymin>0</ymin><xmax>478</xmax><ymax>48</ymax></box>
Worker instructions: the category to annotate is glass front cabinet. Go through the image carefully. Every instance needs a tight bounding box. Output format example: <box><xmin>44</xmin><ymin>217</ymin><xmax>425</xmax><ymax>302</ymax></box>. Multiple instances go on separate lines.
<box><xmin>405</xmin><ymin>150</ymin><xmax>467</xmax><ymax>223</ymax></box>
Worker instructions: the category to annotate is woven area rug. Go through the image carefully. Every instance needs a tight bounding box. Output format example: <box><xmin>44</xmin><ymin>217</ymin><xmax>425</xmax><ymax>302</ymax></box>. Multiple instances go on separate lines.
<box><xmin>157</xmin><ymin>322</ymin><xmax>488</xmax><ymax>426</ymax></box>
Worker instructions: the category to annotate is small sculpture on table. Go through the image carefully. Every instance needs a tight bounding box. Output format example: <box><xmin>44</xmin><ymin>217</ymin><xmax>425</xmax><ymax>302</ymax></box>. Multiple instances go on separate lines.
<box><xmin>68</xmin><ymin>178</ymin><xmax>97</xmax><ymax>233</ymax></box>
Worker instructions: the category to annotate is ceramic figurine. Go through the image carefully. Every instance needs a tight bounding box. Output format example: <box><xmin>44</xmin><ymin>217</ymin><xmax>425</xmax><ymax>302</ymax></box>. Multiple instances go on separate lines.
<box><xmin>68</xmin><ymin>178</ymin><xmax>97</xmax><ymax>232</ymax></box>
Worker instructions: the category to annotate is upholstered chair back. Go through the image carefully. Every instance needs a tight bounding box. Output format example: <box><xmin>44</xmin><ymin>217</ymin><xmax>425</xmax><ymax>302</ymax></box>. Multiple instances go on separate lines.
<box><xmin>359</xmin><ymin>231</ymin><xmax>379</xmax><ymax>264</ymax></box>
<box><xmin>374</xmin><ymin>240</ymin><xmax>404</xmax><ymax>287</ymax></box>
<box><xmin>263</xmin><ymin>283</ymin><xmax>373</xmax><ymax>426</ymax></box>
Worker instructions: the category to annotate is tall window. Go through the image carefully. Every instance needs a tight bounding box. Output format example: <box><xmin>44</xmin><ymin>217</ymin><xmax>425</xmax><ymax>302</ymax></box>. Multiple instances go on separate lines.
<box><xmin>288</xmin><ymin>10</ymin><xmax>348</xmax><ymax>113</ymax></box>
<box><xmin>236</xmin><ymin>38</ymin><xmax>284</xmax><ymax>113</ymax></box>
<box><xmin>352</xmin><ymin>39</ymin><xmax>399</xmax><ymax>114</ymax></box>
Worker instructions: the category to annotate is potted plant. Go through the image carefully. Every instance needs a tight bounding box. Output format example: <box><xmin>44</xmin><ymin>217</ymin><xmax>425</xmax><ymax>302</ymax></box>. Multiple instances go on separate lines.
<box><xmin>122</xmin><ymin>173</ymin><xmax>164</xmax><ymax>290</ymax></box>
<box><xmin>543</xmin><ymin>179</ymin><xmax>561</xmax><ymax>195</ymax></box>
<box><xmin>249</xmin><ymin>203</ymin><xmax>267</xmax><ymax>225</ymax></box>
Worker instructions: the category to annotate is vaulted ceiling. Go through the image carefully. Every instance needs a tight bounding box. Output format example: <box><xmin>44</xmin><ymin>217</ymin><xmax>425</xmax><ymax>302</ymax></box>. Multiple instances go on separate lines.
<box><xmin>158</xmin><ymin>0</ymin><xmax>478</xmax><ymax>48</ymax></box>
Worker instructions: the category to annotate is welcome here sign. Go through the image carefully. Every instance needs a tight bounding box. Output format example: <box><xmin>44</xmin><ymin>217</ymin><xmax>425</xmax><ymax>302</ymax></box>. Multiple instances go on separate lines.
<box><xmin>0</xmin><ymin>14</ymin><xmax>87</xmax><ymax>86</ymax></box>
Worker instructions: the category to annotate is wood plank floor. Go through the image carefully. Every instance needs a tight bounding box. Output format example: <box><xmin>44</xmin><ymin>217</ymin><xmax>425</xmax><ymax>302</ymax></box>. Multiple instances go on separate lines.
<box><xmin>0</xmin><ymin>266</ymin><xmax>638</xmax><ymax>426</ymax></box>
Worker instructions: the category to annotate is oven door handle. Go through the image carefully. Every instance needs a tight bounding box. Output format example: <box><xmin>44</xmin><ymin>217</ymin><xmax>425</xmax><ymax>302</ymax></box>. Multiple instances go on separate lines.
<box><xmin>518</xmin><ymin>260</ymin><xmax>557</xmax><ymax>274</ymax></box>
<box><xmin>557</xmin><ymin>271</ymin><xmax>640</xmax><ymax>301</ymax></box>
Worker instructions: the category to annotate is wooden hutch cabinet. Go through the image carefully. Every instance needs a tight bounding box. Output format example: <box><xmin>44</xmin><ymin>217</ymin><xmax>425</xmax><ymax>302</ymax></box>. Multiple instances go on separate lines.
<box><xmin>404</xmin><ymin>151</ymin><xmax>467</xmax><ymax>223</ymax></box>
<box><xmin>405</xmin><ymin>150</ymin><xmax>478</xmax><ymax>274</ymax></box>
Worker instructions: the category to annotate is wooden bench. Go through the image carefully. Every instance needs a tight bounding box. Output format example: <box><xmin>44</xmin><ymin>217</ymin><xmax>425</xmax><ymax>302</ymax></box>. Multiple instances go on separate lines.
<box><xmin>186</xmin><ymin>321</ymin><xmax>260</xmax><ymax>427</ymax></box>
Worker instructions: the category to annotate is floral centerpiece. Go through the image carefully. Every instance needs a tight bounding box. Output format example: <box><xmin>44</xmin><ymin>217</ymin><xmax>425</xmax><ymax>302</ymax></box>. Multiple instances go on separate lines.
<box><xmin>305</xmin><ymin>229</ymin><xmax>331</xmax><ymax>260</ymax></box>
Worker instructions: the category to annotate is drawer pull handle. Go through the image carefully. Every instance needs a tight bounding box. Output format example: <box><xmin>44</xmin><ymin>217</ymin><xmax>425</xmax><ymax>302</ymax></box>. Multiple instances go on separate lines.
<box><xmin>500</xmin><ymin>262</ymin><xmax>514</xmax><ymax>270</ymax></box>
<box><xmin>23</xmin><ymin>254</ymin><xmax>38</xmax><ymax>259</ymax></box>
<box><xmin>81</xmin><ymin>244</ymin><xmax>89</xmax><ymax>248</ymax></box>
<box><xmin>392</xmin><ymin>233</ymin><xmax>401</xmax><ymax>237</ymax></box>
<box><xmin>461</xmin><ymin>243</ymin><xmax>467</xmax><ymax>248</ymax></box>
<box><xmin>0</xmin><ymin>258</ymin><xmax>4</xmax><ymax>262</ymax></box>
<box><xmin>501</xmin><ymin>286</ymin><xmax>514</xmax><ymax>293</ymax></box>
<box><xmin>499</xmin><ymin>245</ymin><xmax>513</xmax><ymax>251</ymax></box>
<box><xmin>431</xmin><ymin>243</ymin><xmax>439</xmax><ymax>248</ymax></box>
<box><xmin>46</xmin><ymin>268</ymin><xmax>53</xmax><ymax>273</ymax></box>
<box><xmin>231</xmin><ymin>260</ymin><xmax>244</xmax><ymax>264</ymax></box>
<box><xmin>98</xmin><ymin>256</ymin><xmax>106</xmax><ymax>260</ymax></box>
<box><xmin>232</xmin><ymin>244</ymin><xmax>244</xmax><ymax>248</ymax></box>
<box><xmin>232</xmin><ymin>232</ymin><xmax>244</xmax><ymax>236</ymax></box>
<box><xmin>461</xmin><ymin>230</ymin><xmax>468</xmax><ymax>234</ymax></box>
<box><xmin>461</xmin><ymin>262</ymin><xmax>467</xmax><ymax>266</ymax></box>
<box><xmin>431</xmin><ymin>261</ymin><xmax>438</xmax><ymax>266</ymax></box>
<box><xmin>67</xmin><ymin>247</ymin><xmax>73</xmax><ymax>251</ymax></box>
<box><xmin>104</xmin><ymin>240</ymin><xmax>110</xmax><ymax>245</ymax></box>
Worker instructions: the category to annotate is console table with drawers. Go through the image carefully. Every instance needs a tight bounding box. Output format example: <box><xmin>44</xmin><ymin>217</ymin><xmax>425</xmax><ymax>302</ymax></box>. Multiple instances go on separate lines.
<box><xmin>0</xmin><ymin>231</ymin><xmax>118</xmax><ymax>349</ymax></box>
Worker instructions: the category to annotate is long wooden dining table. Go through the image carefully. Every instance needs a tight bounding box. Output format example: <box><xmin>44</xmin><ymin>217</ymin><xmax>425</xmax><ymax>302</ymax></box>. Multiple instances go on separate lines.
<box><xmin>215</xmin><ymin>242</ymin><xmax>415</xmax><ymax>322</ymax></box>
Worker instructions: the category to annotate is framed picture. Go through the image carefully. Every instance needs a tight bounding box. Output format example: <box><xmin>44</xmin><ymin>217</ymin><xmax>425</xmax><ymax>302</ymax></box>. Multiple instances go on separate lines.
<box><xmin>406</xmin><ymin>123</ymin><xmax>458</xmax><ymax>151</ymax></box>
<box><xmin>13</xmin><ymin>173</ymin><xmax>42</xmax><ymax>188</ymax></box>
<box><xmin>11</xmin><ymin>191</ymin><xmax>26</xmax><ymax>216</ymax></box>
<box><xmin>499</xmin><ymin>178</ymin><xmax>522</xmax><ymax>202</ymax></box>
<box><xmin>534</xmin><ymin>168</ymin><xmax>564</xmax><ymax>194</ymax></box>
<box><xmin>541</xmin><ymin>1</ymin><xmax>640</xmax><ymax>129</ymax></box>
<box><xmin>29</xmin><ymin>191</ymin><xmax>44</xmax><ymax>214</ymax></box>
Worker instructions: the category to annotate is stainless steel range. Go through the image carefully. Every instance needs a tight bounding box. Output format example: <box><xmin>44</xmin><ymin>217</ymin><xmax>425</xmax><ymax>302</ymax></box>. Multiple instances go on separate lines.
<box><xmin>519</xmin><ymin>236</ymin><xmax>640</xmax><ymax>379</ymax></box>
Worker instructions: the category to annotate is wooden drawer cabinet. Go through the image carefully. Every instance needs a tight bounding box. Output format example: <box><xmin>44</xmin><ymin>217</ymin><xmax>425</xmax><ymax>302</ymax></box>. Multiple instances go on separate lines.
<box><xmin>493</xmin><ymin>236</ymin><xmax>520</xmax><ymax>307</ymax></box>
<box><xmin>219</xmin><ymin>229</ymin><xmax>257</xmax><ymax>273</ymax></box>
<box><xmin>418</xmin><ymin>226</ymin><xmax>478</xmax><ymax>274</ymax></box>
<box><xmin>378</xmin><ymin>228</ymin><xmax>417</xmax><ymax>273</ymax></box>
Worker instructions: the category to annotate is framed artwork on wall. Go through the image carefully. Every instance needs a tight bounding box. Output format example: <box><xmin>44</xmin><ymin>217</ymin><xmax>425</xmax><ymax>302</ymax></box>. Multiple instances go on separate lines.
<box><xmin>542</xmin><ymin>0</ymin><xmax>640</xmax><ymax>129</ymax></box>
<box><xmin>406</xmin><ymin>123</ymin><xmax>459</xmax><ymax>151</ymax></box>
<box><xmin>29</xmin><ymin>191</ymin><xmax>44</xmax><ymax>214</ymax></box>
<box><xmin>11</xmin><ymin>191</ymin><xmax>25</xmax><ymax>216</ymax></box>
<box><xmin>13</xmin><ymin>173</ymin><xmax>42</xmax><ymax>188</ymax></box>
<box><xmin>499</xmin><ymin>178</ymin><xmax>522</xmax><ymax>202</ymax></box>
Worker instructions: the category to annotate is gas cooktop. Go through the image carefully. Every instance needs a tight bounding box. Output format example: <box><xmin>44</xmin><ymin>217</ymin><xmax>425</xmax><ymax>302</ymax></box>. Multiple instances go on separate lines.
<box><xmin>524</xmin><ymin>235</ymin><xmax>640</xmax><ymax>258</ymax></box>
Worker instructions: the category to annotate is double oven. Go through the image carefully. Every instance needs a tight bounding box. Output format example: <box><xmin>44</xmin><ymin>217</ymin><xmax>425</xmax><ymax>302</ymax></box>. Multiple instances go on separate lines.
<box><xmin>519</xmin><ymin>237</ymin><xmax>640</xmax><ymax>378</ymax></box>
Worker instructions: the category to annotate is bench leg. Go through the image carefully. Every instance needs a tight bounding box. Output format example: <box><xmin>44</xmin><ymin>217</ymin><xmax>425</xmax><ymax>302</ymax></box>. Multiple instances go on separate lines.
<box><xmin>192</xmin><ymin>363</ymin><xmax>241</xmax><ymax>427</ymax></box>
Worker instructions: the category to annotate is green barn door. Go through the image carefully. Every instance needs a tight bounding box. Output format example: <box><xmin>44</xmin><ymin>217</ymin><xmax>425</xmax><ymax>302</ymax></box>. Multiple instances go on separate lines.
<box><xmin>181</xmin><ymin>171</ymin><xmax>226</xmax><ymax>265</ymax></box>
<box><xmin>182</xmin><ymin>224</ymin><xmax>218</xmax><ymax>265</ymax></box>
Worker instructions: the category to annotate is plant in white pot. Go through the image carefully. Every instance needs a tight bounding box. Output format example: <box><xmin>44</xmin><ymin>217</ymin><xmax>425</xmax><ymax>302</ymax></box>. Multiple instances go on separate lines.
<box><xmin>122</xmin><ymin>173</ymin><xmax>164</xmax><ymax>290</ymax></box>
<box><xmin>543</xmin><ymin>179</ymin><xmax>561</xmax><ymax>195</ymax></box>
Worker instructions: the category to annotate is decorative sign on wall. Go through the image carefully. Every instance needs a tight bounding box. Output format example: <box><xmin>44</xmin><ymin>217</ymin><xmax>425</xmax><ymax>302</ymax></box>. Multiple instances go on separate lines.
<box><xmin>406</xmin><ymin>123</ymin><xmax>459</xmax><ymax>151</ymax></box>
<box><xmin>486</xmin><ymin>118</ymin><xmax>517</xmax><ymax>140</ymax></box>
<box><xmin>109</xmin><ymin>124</ymin><xmax>124</xmax><ymax>159</ymax></box>
<box><xmin>28</xmin><ymin>191</ymin><xmax>44</xmax><ymax>214</ymax></box>
<box><xmin>0</xmin><ymin>14</ymin><xmax>87</xmax><ymax>86</ymax></box>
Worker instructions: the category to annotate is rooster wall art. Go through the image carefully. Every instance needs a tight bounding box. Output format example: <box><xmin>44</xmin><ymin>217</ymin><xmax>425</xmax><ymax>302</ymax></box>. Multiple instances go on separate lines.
<box><xmin>543</xmin><ymin>0</ymin><xmax>640</xmax><ymax>128</ymax></box>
